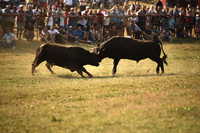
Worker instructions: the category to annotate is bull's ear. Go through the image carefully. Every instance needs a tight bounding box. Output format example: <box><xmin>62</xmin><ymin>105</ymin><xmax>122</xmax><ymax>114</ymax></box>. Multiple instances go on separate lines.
<box><xmin>97</xmin><ymin>44</ymin><xmax>100</xmax><ymax>47</ymax></box>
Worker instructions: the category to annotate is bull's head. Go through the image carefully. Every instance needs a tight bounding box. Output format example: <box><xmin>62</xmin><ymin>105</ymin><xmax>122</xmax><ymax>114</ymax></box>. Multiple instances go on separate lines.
<box><xmin>93</xmin><ymin>44</ymin><xmax>103</xmax><ymax>62</ymax></box>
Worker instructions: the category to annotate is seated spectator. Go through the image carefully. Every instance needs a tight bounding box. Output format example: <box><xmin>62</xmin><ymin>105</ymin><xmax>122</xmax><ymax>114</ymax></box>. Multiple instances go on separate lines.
<box><xmin>58</xmin><ymin>26</ymin><xmax>68</xmax><ymax>43</ymax></box>
<box><xmin>40</xmin><ymin>26</ymin><xmax>51</xmax><ymax>43</ymax></box>
<box><xmin>143</xmin><ymin>25</ymin><xmax>154</xmax><ymax>40</ymax></box>
<box><xmin>89</xmin><ymin>25</ymin><xmax>100</xmax><ymax>42</ymax></box>
<box><xmin>24</xmin><ymin>22</ymin><xmax>34</xmax><ymax>42</ymax></box>
<box><xmin>48</xmin><ymin>26</ymin><xmax>62</xmax><ymax>43</ymax></box>
<box><xmin>129</xmin><ymin>21</ymin><xmax>142</xmax><ymax>39</ymax></box>
<box><xmin>2</xmin><ymin>29</ymin><xmax>16</xmax><ymax>49</ymax></box>
<box><xmin>161</xmin><ymin>26</ymin><xmax>172</xmax><ymax>42</ymax></box>
<box><xmin>66</xmin><ymin>26</ymin><xmax>78</xmax><ymax>43</ymax></box>
<box><xmin>75</xmin><ymin>26</ymin><xmax>92</xmax><ymax>44</ymax></box>
<box><xmin>151</xmin><ymin>25</ymin><xmax>160</xmax><ymax>39</ymax></box>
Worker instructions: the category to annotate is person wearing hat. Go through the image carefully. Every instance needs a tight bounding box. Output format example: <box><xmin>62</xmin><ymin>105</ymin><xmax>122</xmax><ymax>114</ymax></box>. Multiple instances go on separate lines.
<box><xmin>66</xmin><ymin>26</ymin><xmax>78</xmax><ymax>43</ymax></box>
<box><xmin>16</xmin><ymin>5</ymin><xmax>25</xmax><ymax>40</ymax></box>
<box><xmin>68</xmin><ymin>8</ymin><xmax>78</xmax><ymax>29</ymax></box>
<box><xmin>81</xmin><ymin>6</ymin><xmax>89</xmax><ymax>15</ymax></box>
<box><xmin>79</xmin><ymin>0</ymin><xmax>88</xmax><ymax>12</ymax></box>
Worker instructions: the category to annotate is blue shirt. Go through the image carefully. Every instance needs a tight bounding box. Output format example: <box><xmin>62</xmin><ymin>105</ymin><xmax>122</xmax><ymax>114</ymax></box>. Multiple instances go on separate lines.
<box><xmin>3</xmin><ymin>33</ymin><xmax>15</xmax><ymax>43</ymax></box>
<box><xmin>68</xmin><ymin>12</ymin><xmax>77</xmax><ymax>27</ymax></box>
<box><xmin>75</xmin><ymin>30</ymin><xmax>84</xmax><ymax>40</ymax></box>
<box><xmin>25</xmin><ymin>10</ymin><xmax>33</xmax><ymax>21</ymax></box>
<box><xmin>72</xmin><ymin>0</ymin><xmax>79</xmax><ymax>6</ymax></box>
<box><xmin>110</xmin><ymin>12</ymin><xmax>118</xmax><ymax>23</ymax></box>
<box><xmin>117</xmin><ymin>13</ymin><xmax>123</xmax><ymax>24</ymax></box>
<box><xmin>168</xmin><ymin>19</ymin><xmax>175</xmax><ymax>29</ymax></box>
<box><xmin>151</xmin><ymin>29</ymin><xmax>159</xmax><ymax>34</ymax></box>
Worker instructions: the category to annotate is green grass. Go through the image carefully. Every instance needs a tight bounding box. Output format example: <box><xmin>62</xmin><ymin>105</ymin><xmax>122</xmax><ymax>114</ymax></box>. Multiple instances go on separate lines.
<box><xmin>0</xmin><ymin>38</ymin><xmax>200</xmax><ymax>133</ymax></box>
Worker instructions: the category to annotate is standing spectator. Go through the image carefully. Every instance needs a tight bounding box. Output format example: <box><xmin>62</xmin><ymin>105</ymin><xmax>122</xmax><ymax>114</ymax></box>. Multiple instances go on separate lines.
<box><xmin>24</xmin><ymin>22</ymin><xmax>34</xmax><ymax>42</ymax></box>
<box><xmin>188</xmin><ymin>8</ymin><xmax>194</xmax><ymax>38</ymax></box>
<box><xmin>46</xmin><ymin>12</ymin><xmax>54</xmax><ymax>29</ymax></box>
<box><xmin>100</xmin><ymin>4</ymin><xmax>107</xmax><ymax>16</ymax></box>
<box><xmin>161</xmin><ymin>26</ymin><xmax>172</xmax><ymax>42</ymax></box>
<box><xmin>154</xmin><ymin>0</ymin><xmax>163</xmax><ymax>10</ymax></box>
<box><xmin>168</xmin><ymin>15</ymin><xmax>175</xmax><ymax>34</ymax></box>
<box><xmin>26</xmin><ymin>0</ymin><xmax>32</xmax><ymax>10</ymax></box>
<box><xmin>2</xmin><ymin>28</ymin><xmax>16</xmax><ymax>49</ymax></box>
<box><xmin>86</xmin><ymin>9</ymin><xmax>93</xmax><ymax>29</ymax></box>
<box><xmin>0</xmin><ymin>25</ymin><xmax>3</xmax><ymax>45</ymax></box>
<box><xmin>16</xmin><ymin>4</ymin><xmax>25</xmax><ymax>40</ymax></box>
<box><xmin>0</xmin><ymin>6</ymin><xmax>3</xmax><ymax>26</ymax></box>
<box><xmin>81</xmin><ymin>6</ymin><xmax>89</xmax><ymax>14</ymax></box>
<box><xmin>32</xmin><ymin>5</ymin><xmax>41</xmax><ymax>26</ymax></box>
<box><xmin>103</xmin><ymin>11</ymin><xmax>110</xmax><ymax>38</ymax></box>
<box><xmin>55</xmin><ymin>7</ymin><xmax>63</xmax><ymax>26</ymax></box>
<box><xmin>63</xmin><ymin>9</ymin><xmax>69</xmax><ymax>32</ymax></box>
<box><xmin>10</xmin><ymin>7</ymin><xmax>18</xmax><ymax>33</ymax></box>
<box><xmin>143</xmin><ymin>25</ymin><xmax>154</xmax><ymax>40</ymax></box>
<box><xmin>72</xmin><ymin>0</ymin><xmax>79</xmax><ymax>7</ymax></box>
<box><xmin>160</xmin><ymin>16</ymin><xmax>168</xmax><ymax>32</ymax></box>
<box><xmin>2</xmin><ymin>5</ymin><xmax>12</xmax><ymax>34</ymax></box>
<box><xmin>64</xmin><ymin>0</ymin><xmax>72</xmax><ymax>12</ymax></box>
<box><xmin>116</xmin><ymin>9</ymin><xmax>124</xmax><ymax>36</ymax></box>
<box><xmin>110</xmin><ymin>8</ymin><xmax>118</xmax><ymax>26</ymax></box>
<box><xmin>79</xmin><ymin>0</ymin><xmax>87</xmax><ymax>12</ymax></box>
<box><xmin>40</xmin><ymin>26</ymin><xmax>51</xmax><ymax>43</ymax></box>
<box><xmin>137</xmin><ymin>8</ymin><xmax>146</xmax><ymax>31</ymax></box>
<box><xmin>195</xmin><ymin>19</ymin><xmax>200</xmax><ymax>39</ymax></box>
<box><xmin>96</xmin><ymin>9</ymin><xmax>104</xmax><ymax>29</ymax></box>
<box><xmin>130</xmin><ymin>1</ymin><xmax>136</xmax><ymax>13</ymax></box>
<box><xmin>173</xmin><ymin>6</ymin><xmax>180</xmax><ymax>21</ymax></box>
<box><xmin>77</xmin><ymin>11</ymin><xmax>87</xmax><ymax>29</ymax></box>
<box><xmin>47</xmin><ymin>0</ymin><xmax>57</xmax><ymax>10</ymax></box>
<box><xmin>37</xmin><ymin>7</ymin><xmax>46</xmax><ymax>35</ymax></box>
<box><xmin>66</xmin><ymin>26</ymin><xmax>78</xmax><ymax>43</ymax></box>
<box><xmin>68</xmin><ymin>8</ymin><xmax>77</xmax><ymax>29</ymax></box>
<box><xmin>25</xmin><ymin>4</ymin><xmax>34</xmax><ymax>25</ymax></box>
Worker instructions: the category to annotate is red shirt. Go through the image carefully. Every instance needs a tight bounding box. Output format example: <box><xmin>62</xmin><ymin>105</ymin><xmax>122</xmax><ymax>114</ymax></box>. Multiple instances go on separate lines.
<box><xmin>64</xmin><ymin>12</ymin><xmax>69</xmax><ymax>25</ymax></box>
<box><xmin>96</xmin><ymin>13</ymin><xmax>104</xmax><ymax>24</ymax></box>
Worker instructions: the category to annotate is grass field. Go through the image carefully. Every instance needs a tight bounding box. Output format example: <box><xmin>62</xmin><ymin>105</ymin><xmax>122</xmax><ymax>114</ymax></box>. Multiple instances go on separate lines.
<box><xmin>0</xmin><ymin>38</ymin><xmax>200</xmax><ymax>133</ymax></box>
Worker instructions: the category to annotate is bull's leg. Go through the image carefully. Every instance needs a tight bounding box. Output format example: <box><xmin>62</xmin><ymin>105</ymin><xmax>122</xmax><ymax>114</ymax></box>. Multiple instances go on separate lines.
<box><xmin>112</xmin><ymin>59</ymin><xmax>120</xmax><ymax>76</ymax></box>
<box><xmin>149</xmin><ymin>57</ymin><xmax>162</xmax><ymax>74</ymax></box>
<box><xmin>76</xmin><ymin>69</ymin><xmax>86</xmax><ymax>78</ymax></box>
<box><xmin>46</xmin><ymin>62</ymin><xmax>55</xmax><ymax>74</ymax></box>
<box><xmin>31</xmin><ymin>58</ymin><xmax>45</xmax><ymax>76</ymax></box>
<box><xmin>81</xmin><ymin>66</ymin><xmax>93</xmax><ymax>78</ymax></box>
<box><xmin>160</xmin><ymin>59</ymin><xmax>165</xmax><ymax>73</ymax></box>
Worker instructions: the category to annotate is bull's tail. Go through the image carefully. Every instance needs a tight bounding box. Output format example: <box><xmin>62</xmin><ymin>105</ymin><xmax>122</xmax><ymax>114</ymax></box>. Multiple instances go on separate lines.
<box><xmin>157</xmin><ymin>40</ymin><xmax>168</xmax><ymax>65</ymax></box>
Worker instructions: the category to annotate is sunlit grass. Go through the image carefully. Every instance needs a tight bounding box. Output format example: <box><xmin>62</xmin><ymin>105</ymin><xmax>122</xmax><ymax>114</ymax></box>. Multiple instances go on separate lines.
<box><xmin>0</xmin><ymin>37</ymin><xmax>200</xmax><ymax>133</ymax></box>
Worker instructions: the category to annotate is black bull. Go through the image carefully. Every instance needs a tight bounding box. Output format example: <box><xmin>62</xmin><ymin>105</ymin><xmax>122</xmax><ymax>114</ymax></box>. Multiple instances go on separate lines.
<box><xmin>93</xmin><ymin>36</ymin><xmax>168</xmax><ymax>75</ymax></box>
<box><xmin>32</xmin><ymin>43</ymin><xmax>99</xmax><ymax>78</ymax></box>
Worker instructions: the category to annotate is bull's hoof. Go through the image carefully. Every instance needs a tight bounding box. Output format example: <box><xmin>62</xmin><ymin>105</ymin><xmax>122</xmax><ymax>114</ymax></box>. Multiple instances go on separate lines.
<box><xmin>32</xmin><ymin>73</ymin><xmax>35</xmax><ymax>76</ymax></box>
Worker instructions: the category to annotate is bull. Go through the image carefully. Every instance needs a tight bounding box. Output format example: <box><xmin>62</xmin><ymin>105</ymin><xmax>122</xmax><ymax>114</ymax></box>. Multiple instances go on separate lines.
<box><xmin>32</xmin><ymin>43</ymin><xmax>99</xmax><ymax>78</ymax></box>
<box><xmin>93</xmin><ymin>36</ymin><xmax>168</xmax><ymax>76</ymax></box>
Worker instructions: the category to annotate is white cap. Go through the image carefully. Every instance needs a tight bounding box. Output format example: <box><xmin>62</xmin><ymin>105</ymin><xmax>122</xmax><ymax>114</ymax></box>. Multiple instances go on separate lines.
<box><xmin>19</xmin><ymin>5</ymin><xmax>23</xmax><ymax>8</ymax></box>
<box><xmin>86</xmin><ymin>6</ymin><xmax>90</xmax><ymax>9</ymax></box>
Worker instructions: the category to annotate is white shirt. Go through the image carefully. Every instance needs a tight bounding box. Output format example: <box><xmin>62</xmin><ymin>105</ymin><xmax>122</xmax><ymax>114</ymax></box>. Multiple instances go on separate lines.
<box><xmin>47</xmin><ymin>16</ymin><xmax>54</xmax><ymax>26</ymax></box>
<box><xmin>32</xmin><ymin>9</ymin><xmax>41</xmax><ymax>15</ymax></box>
<box><xmin>79</xmin><ymin>0</ymin><xmax>88</xmax><ymax>6</ymax></box>
<box><xmin>48</xmin><ymin>29</ymin><xmax>59</xmax><ymax>34</ymax></box>
<box><xmin>103</xmin><ymin>15</ymin><xmax>110</xmax><ymax>26</ymax></box>
<box><xmin>64</xmin><ymin>0</ymin><xmax>73</xmax><ymax>6</ymax></box>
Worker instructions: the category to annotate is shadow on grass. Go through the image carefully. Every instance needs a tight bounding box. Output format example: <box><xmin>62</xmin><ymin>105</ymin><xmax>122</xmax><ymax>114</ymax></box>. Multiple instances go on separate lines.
<box><xmin>56</xmin><ymin>73</ymin><xmax>179</xmax><ymax>79</ymax></box>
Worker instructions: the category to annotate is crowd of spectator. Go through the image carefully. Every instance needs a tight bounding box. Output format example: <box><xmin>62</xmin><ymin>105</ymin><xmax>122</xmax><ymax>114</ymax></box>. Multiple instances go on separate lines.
<box><xmin>0</xmin><ymin>0</ymin><xmax>200</xmax><ymax>49</ymax></box>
